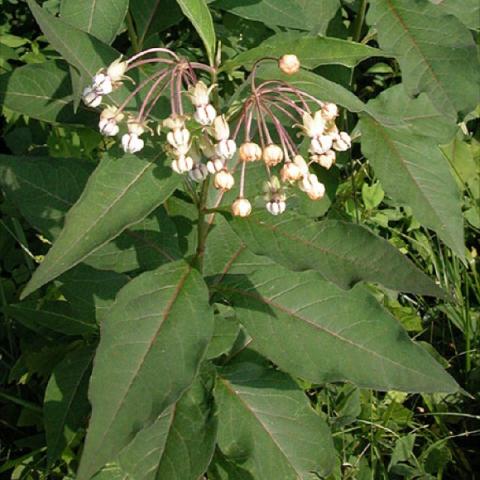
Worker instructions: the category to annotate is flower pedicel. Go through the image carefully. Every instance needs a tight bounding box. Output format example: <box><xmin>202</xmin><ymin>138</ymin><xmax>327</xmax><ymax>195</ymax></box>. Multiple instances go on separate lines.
<box><xmin>82</xmin><ymin>51</ymin><xmax>351</xmax><ymax>217</ymax></box>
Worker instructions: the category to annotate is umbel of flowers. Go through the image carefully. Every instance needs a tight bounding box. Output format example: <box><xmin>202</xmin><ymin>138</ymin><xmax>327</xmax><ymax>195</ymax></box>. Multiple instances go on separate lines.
<box><xmin>82</xmin><ymin>49</ymin><xmax>351</xmax><ymax>217</ymax></box>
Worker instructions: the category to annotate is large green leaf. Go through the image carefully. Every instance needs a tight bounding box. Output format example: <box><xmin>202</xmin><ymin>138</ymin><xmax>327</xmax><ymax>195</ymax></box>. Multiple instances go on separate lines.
<box><xmin>21</xmin><ymin>149</ymin><xmax>180</xmax><ymax>299</ymax></box>
<box><xmin>60</xmin><ymin>0</ymin><xmax>129</xmax><ymax>44</ymax></box>
<box><xmin>44</xmin><ymin>345</ymin><xmax>95</xmax><ymax>464</ymax></box>
<box><xmin>77</xmin><ymin>261</ymin><xmax>214</xmax><ymax>480</ymax></box>
<box><xmin>175</xmin><ymin>0</ymin><xmax>216</xmax><ymax>65</ymax></box>
<box><xmin>437</xmin><ymin>0</ymin><xmax>480</xmax><ymax>30</ymax></box>
<box><xmin>227</xmin><ymin>210</ymin><xmax>444</xmax><ymax>297</ymax></box>
<box><xmin>367</xmin><ymin>0</ymin><xmax>480</xmax><ymax>117</ymax></box>
<box><xmin>214</xmin><ymin>0</ymin><xmax>340</xmax><ymax>34</ymax></box>
<box><xmin>359</xmin><ymin>92</ymin><xmax>464</xmax><ymax>258</ymax></box>
<box><xmin>0</xmin><ymin>61</ymin><xmax>95</xmax><ymax>125</ymax></box>
<box><xmin>214</xmin><ymin>266</ymin><xmax>458</xmax><ymax>393</ymax></box>
<box><xmin>224</xmin><ymin>32</ymin><xmax>385</xmax><ymax>72</ymax></box>
<box><xmin>92</xmin><ymin>368</ymin><xmax>217</xmax><ymax>480</ymax></box>
<box><xmin>215</xmin><ymin>352</ymin><xmax>335</xmax><ymax>479</ymax></box>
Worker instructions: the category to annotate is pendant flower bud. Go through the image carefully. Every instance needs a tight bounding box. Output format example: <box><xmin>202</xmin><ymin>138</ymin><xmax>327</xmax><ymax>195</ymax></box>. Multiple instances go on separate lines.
<box><xmin>212</xmin><ymin>115</ymin><xmax>230</xmax><ymax>141</ymax></box>
<box><xmin>301</xmin><ymin>111</ymin><xmax>326</xmax><ymax>138</ymax></box>
<box><xmin>121</xmin><ymin>133</ymin><xmax>144</xmax><ymax>154</ymax></box>
<box><xmin>313</xmin><ymin>150</ymin><xmax>336</xmax><ymax>169</ymax></box>
<box><xmin>92</xmin><ymin>73</ymin><xmax>113</xmax><ymax>95</ymax></box>
<box><xmin>127</xmin><ymin>120</ymin><xmax>145</xmax><ymax>136</ymax></box>
<box><xmin>239</xmin><ymin>142</ymin><xmax>262</xmax><ymax>162</ymax></box>
<box><xmin>293</xmin><ymin>155</ymin><xmax>309</xmax><ymax>176</ymax></box>
<box><xmin>309</xmin><ymin>135</ymin><xmax>333</xmax><ymax>155</ymax></box>
<box><xmin>82</xmin><ymin>86</ymin><xmax>102</xmax><ymax>108</ymax></box>
<box><xmin>167</xmin><ymin>128</ymin><xmax>191</xmax><ymax>150</ymax></box>
<box><xmin>262</xmin><ymin>144</ymin><xmax>284</xmax><ymax>166</ymax></box>
<box><xmin>163</xmin><ymin>115</ymin><xmax>186</xmax><ymax>130</ymax></box>
<box><xmin>99</xmin><ymin>118</ymin><xmax>119</xmax><ymax>136</ymax></box>
<box><xmin>194</xmin><ymin>105</ymin><xmax>217</xmax><ymax>126</ymax></box>
<box><xmin>278</xmin><ymin>54</ymin><xmax>300</xmax><ymax>75</ymax></box>
<box><xmin>214</xmin><ymin>169</ymin><xmax>235</xmax><ymax>191</ymax></box>
<box><xmin>207</xmin><ymin>158</ymin><xmax>225</xmax><ymax>174</ymax></box>
<box><xmin>188</xmin><ymin>163</ymin><xmax>208</xmax><ymax>182</ymax></box>
<box><xmin>266</xmin><ymin>199</ymin><xmax>287</xmax><ymax>216</ymax></box>
<box><xmin>333</xmin><ymin>131</ymin><xmax>351</xmax><ymax>151</ymax></box>
<box><xmin>280</xmin><ymin>162</ymin><xmax>302</xmax><ymax>183</ymax></box>
<box><xmin>215</xmin><ymin>139</ymin><xmax>237</xmax><ymax>160</ymax></box>
<box><xmin>106</xmin><ymin>57</ymin><xmax>128</xmax><ymax>83</ymax></box>
<box><xmin>321</xmin><ymin>102</ymin><xmax>338</xmax><ymax>121</ymax></box>
<box><xmin>171</xmin><ymin>155</ymin><xmax>194</xmax><ymax>174</ymax></box>
<box><xmin>232</xmin><ymin>198</ymin><xmax>252</xmax><ymax>217</ymax></box>
<box><xmin>189</xmin><ymin>81</ymin><xmax>215</xmax><ymax>107</ymax></box>
<box><xmin>300</xmin><ymin>173</ymin><xmax>325</xmax><ymax>200</ymax></box>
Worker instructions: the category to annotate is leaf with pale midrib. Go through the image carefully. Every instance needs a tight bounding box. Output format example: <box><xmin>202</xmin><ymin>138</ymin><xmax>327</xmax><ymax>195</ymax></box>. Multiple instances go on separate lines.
<box><xmin>77</xmin><ymin>261</ymin><xmax>214</xmax><ymax>480</ymax></box>
<box><xmin>21</xmin><ymin>149</ymin><xmax>180</xmax><ymax>299</ymax></box>
<box><xmin>228</xmin><ymin>210</ymin><xmax>444</xmax><ymax>297</ymax></box>
<box><xmin>214</xmin><ymin>266</ymin><xmax>458</xmax><ymax>393</ymax></box>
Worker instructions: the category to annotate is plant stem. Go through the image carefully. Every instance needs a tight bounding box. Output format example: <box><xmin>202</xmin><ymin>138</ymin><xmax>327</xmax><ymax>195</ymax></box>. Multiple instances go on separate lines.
<box><xmin>193</xmin><ymin>176</ymin><xmax>211</xmax><ymax>273</ymax></box>
<box><xmin>126</xmin><ymin>12</ymin><xmax>140</xmax><ymax>53</ymax></box>
<box><xmin>352</xmin><ymin>0</ymin><xmax>368</xmax><ymax>43</ymax></box>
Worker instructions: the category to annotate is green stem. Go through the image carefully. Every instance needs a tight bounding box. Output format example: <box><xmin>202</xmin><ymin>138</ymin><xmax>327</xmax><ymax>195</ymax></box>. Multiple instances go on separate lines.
<box><xmin>193</xmin><ymin>177</ymin><xmax>211</xmax><ymax>273</ymax></box>
<box><xmin>352</xmin><ymin>0</ymin><xmax>368</xmax><ymax>43</ymax></box>
<box><xmin>126</xmin><ymin>11</ymin><xmax>140</xmax><ymax>53</ymax></box>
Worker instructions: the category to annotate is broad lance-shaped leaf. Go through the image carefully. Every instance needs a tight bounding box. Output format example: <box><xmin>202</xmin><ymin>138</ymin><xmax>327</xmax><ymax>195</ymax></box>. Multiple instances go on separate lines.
<box><xmin>175</xmin><ymin>0</ymin><xmax>216</xmax><ymax>65</ymax></box>
<box><xmin>367</xmin><ymin>0</ymin><xmax>480</xmax><ymax>117</ymax></box>
<box><xmin>60</xmin><ymin>0</ymin><xmax>129</xmax><ymax>45</ymax></box>
<box><xmin>77</xmin><ymin>261</ymin><xmax>214</xmax><ymax>480</ymax></box>
<box><xmin>215</xmin><ymin>352</ymin><xmax>335</xmax><ymax>479</ymax></box>
<box><xmin>0</xmin><ymin>61</ymin><xmax>95</xmax><ymax>125</ymax></box>
<box><xmin>21</xmin><ymin>149</ymin><xmax>180</xmax><ymax>299</ymax></box>
<box><xmin>214</xmin><ymin>266</ymin><xmax>458</xmax><ymax>393</ymax></box>
<box><xmin>224</xmin><ymin>32</ymin><xmax>386</xmax><ymax>72</ymax></box>
<box><xmin>437</xmin><ymin>0</ymin><xmax>480</xmax><ymax>30</ymax></box>
<box><xmin>359</xmin><ymin>100</ymin><xmax>464</xmax><ymax>258</ymax></box>
<box><xmin>228</xmin><ymin>210</ymin><xmax>444</xmax><ymax>297</ymax></box>
<box><xmin>0</xmin><ymin>155</ymin><xmax>181</xmax><ymax>274</ymax></box>
<box><xmin>44</xmin><ymin>345</ymin><xmax>95</xmax><ymax>464</ymax></box>
<box><xmin>91</xmin><ymin>368</ymin><xmax>217</xmax><ymax>480</ymax></box>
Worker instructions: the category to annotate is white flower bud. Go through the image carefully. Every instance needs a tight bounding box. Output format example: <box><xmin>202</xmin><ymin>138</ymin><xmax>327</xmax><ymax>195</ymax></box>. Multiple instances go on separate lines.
<box><xmin>299</xmin><ymin>173</ymin><xmax>325</xmax><ymax>200</ymax></box>
<box><xmin>121</xmin><ymin>133</ymin><xmax>144</xmax><ymax>154</ymax></box>
<box><xmin>214</xmin><ymin>169</ymin><xmax>235</xmax><ymax>191</ymax></box>
<box><xmin>239</xmin><ymin>142</ymin><xmax>262</xmax><ymax>162</ymax></box>
<box><xmin>212</xmin><ymin>115</ymin><xmax>230</xmax><ymax>141</ymax></box>
<box><xmin>293</xmin><ymin>155</ymin><xmax>309</xmax><ymax>176</ymax></box>
<box><xmin>215</xmin><ymin>139</ymin><xmax>237</xmax><ymax>160</ymax></box>
<box><xmin>309</xmin><ymin>135</ymin><xmax>333</xmax><ymax>155</ymax></box>
<box><xmin>98</xmin><ymin>118</ymin><xmax>119</xmax><ymax>136</ymax></box>
<box><xmin>232</xmin><ymin>198</ymin><xmax>252</xmax><ymax>217</ymax></box>
<box><xmin>171</xmin><ymin>155</ymin><xmax>194</xmax><ymax>174</ymax></box>
<box><xmin>206</xmin><ymin>158</ymin><xmax>225</xmax><ymax>174</ymax></box>
<box><xmin>194</xmin><ymin>104</ymin><xmax>217</xmax><ymax>126</ymax></box>
<box><xmin>82</xmin><ymin>86</ymin><xmax>102</xmax><ymax>108</ymax></box>
<box><xmin>313</xmin><ymin>150</ymin><xmax>336</xmax><ymax>169</ymax></box>
<box><xmin>167</xmin><ymin>128</ymin><xmax>190</xmax><ymax>149</ymax></box>
<box><xmin>301</xmin><ymin>111</ymin><xmax>325</xmax><ymax>138</ymax></box>
<box><xmin>262</xmin><ymin>144</ymin><xmax>284</xmax><ymax>166</ymax></box>
<box><xmin>321</xmin><ymin>102</ymin><xmax>338</xmax><ymax>121</ymax></box>
<box><xmin>189</xmin><ymin>81</ymin><xmax>215</xmax><ymax>107</ymax></box>
<box><xmin>163</xmin><ymin>115</ymin><xmax>186</xmax><ymax>130</ymax></box>
<box><xmin>307</xmin><ymin>181</ymin><xmax>325</xmax><ymax>200</ymax></box>
<box><xmin>106</xmin><ymin>58</ymin><xmax>128</xmax><ymax>83</ymax></box>
<box><xmin>333</xmin><ymin>131</ymin><xmax>351</xmax><ymax>151</ymax></box>
<box><xmin>266</xmin><ymin>199</ymin><xmax>286</xmax><ymax>216</ymax></box>
<box><xmin>278</xmin><ymin>54</ymin><xmax>300</xmax><ymax>75</ymax></box>
<box><xmin>280</xmin><ymin>162</ymin><xmax>302</xmax><ymax>183</ymax></box>
<box><xmin>92</xmin><ymin>73</ymin><xmax>113</xmax><ymax>95</ymax></box>
<box><xmin>127</xmin><ymin>120</ymin><xmax>145</xmax><ymax>136</ymax></box>
<box><xmin>188</xmin><ymin>163</ymin><xmax>208</xmax><ymax>182</ymax></box>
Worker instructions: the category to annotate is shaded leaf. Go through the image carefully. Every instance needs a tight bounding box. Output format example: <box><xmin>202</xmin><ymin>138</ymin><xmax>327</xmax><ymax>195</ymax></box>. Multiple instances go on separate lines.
<box><xmin>228</xmin><ymin>210</ymin><xmax>444</xmax><ymax>297</ymax></box>
<box><xmin>21</xmin><ymin>149</ymin><xmax>180</xmax><ymax>298</ymax></box>
<box><xmin>214</xmin><ymin>265</ymin><xmax>459</xmax><ymax>393</ymax></box>
<box><xmin>367</xmin><ymin>0</ymin><xmax>480</xmax><ymax>117</ymax></box>
<box><xmin>215</xmin><ymin>351</ymin><xmax>335</xmax><ymax>479</ymax></box>
<box><xmin>44</xmin><ymin>345</ymin><xmax>95</xmax><ymax>463</ymax></box>
<box><xmin>437</xmin><ymin>0</ymin><xmax>480</xmax><ymax>30</ymax></box>
<box><xmin>77</xmin><ymin>261</ymin><xmax>214</xmax><ymax>480</ymax></box>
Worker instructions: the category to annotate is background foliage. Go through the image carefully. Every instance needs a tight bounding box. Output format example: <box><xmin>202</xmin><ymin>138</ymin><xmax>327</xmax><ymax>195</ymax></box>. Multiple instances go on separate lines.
<box><xmin>0</xmin><ymin>0</ymin><xmax>479</xmax><ymax>479</ymax></box>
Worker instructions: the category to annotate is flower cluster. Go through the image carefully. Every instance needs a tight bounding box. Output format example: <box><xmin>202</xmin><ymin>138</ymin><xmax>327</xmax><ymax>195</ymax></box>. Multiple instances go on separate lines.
<box><xmin>82</xmin><ymin>51</ymin><xmax>351</xmax><ymax>217</ymax></box>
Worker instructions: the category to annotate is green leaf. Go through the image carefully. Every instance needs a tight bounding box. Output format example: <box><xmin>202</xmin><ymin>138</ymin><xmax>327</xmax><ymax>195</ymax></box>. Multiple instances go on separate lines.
<box><xmin>437</xmin><ymin>0</ymin><xmax>480</xmax><ymax>31</ymax></box>
<box><xmin>367</xmin><ymin>0</ymin><xmax>480</xmax><ymax>117</ymax></box>
<box><xmin>60</xmin><ymin>0</ymin><xmax>129</xmax><ymax>44</ymax></box>
<box><xmin>92</xmin><ymin>368</ymin><xmax>217</xmax><ymax>480</ymax></box>
<box><xmin>44</xmin><ymin>345</ymin><xmax>95</xmax><ymax>464</ymax></box>
<box><xmin>0</xmin><ymin>61</ymin><xmax>95</xmax><ymax>125</ymax></box>
<box><xmin>224</xmin><ymin>32</ymin><xmax>385</xmax><ymax>72</ymax></box>
<box><xmin>215</xmin><ymin>351</ymin><xmax>335</xmax><ymax>479</ymax></box>
<box><xmin>214</xmin><ymin>0</ymin><xmax>340</xmax><ymax>34</ymax></box>
<box><xmin>28</xmin><ymin>0</ymin><xmax>118</xmax><ymax>78</ymax></box>
<box><xmin>175</xmin><ymin>0</ymin><xmax>216</xmax><ymax>65</ymax></box>
<box><xmin>130</xmin><ymin>0</ymin><xmax>183</xmax><ymax>47</ymax></box>
<box><xmin>206</xmin><ymin>306</ymin><xmax>241</xmax><ymax>359</ymax></box>
<box><xmin>214</xmin><ymin>265</ymin><xmax>459</xmax><ymax>393</ymax></box>
<box><xmin>359</xmin><ymin>106</ymin><xmax>464</xmax><ymax>258</ymax></box>
<box><xmin>227</xmin><ymin>210</ymin><xmax>444</xmax><ymax>297</ymax></box>
<box><xmin>21</xmin><ymin>149</ymin><xmax>180</xmax><ymax>299</ymax></box>
<box><xmin>77</xmin><ymin>261</ymin><xmax>214</xmax><ymax>480</ymax></box>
